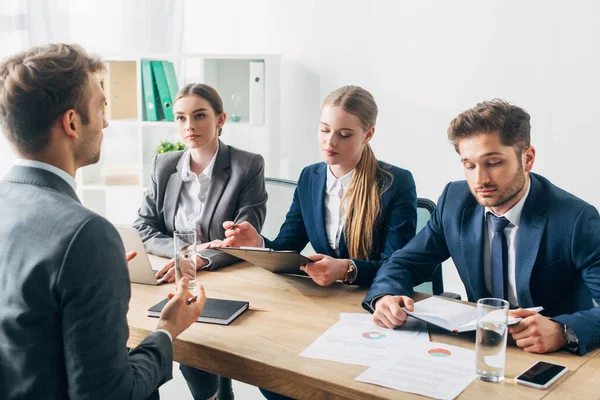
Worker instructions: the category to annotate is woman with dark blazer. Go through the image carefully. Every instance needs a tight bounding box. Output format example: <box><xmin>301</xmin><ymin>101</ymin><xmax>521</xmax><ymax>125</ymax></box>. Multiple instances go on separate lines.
<box><xmin>224</xmin><ymin>85</ymin><xmax>417</xmax><ymax>288</ymax></box>
<box><xmin>133</xmin><ymin>83</ymin><xmax>267</xmax><ymax>400</ymax></box>
<box><xmin>223</xmin><ymin>86</ymin><xmax>417</xmax><ymax>400</ymax></box>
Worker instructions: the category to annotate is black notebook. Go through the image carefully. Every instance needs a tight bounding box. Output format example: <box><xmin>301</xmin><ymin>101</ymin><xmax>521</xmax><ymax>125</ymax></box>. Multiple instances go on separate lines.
<box><xmin>147</xmin><ymin>298</ymin><xmax>249</xmax><ymax>325</ymax></box>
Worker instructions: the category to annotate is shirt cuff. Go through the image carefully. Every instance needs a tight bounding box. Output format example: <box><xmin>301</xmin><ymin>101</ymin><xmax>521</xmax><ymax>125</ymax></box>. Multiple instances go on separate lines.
<box><xmin>197</xmin><ymin>255</ymin><xmax>212</xmax><ymax>270</ymax></box>
<box><xmin>155</xmin><ymin>328</ymin><xmax>173</xmax><ymax>343</ymax></box>
<box><xmin>368</xmin><ymin>295</ymin><xmax>385</xmax><ymax>313</ymax></box>
<box><xmin>260</xmin><ymin>237</ymin><xmax>266</xmax><ymax>248</ymax></box>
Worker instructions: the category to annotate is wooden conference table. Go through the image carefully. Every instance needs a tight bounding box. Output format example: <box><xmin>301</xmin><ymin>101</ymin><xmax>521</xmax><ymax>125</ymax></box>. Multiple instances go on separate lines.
<box><xmin>125</xmin><ymin>256</ymin><xmax>599</xmax><ymax>399</ymax></box>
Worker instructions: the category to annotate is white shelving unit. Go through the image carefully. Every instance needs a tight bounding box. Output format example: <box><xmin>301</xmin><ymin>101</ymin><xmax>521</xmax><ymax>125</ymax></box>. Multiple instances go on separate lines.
<box><xmin>76</xmin><ymin>53</ymin><xmax>280</xmax><ymax>224</ymax></box>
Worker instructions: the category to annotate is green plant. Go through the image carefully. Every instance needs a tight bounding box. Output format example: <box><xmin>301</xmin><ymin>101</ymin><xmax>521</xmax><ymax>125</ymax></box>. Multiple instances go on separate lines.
<box><xmin>155</xmin><ymin>140</ymin><xmax>186</xmax><ymax>154</ymax></box>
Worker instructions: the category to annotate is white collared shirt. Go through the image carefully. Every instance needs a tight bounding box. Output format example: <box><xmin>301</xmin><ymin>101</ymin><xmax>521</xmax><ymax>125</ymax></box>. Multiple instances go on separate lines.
<box><xmin>483</xmin><ymin>180</ymin><xmax>531</xmax><ymax>307</ymax></box>
<box><xmin>174</xmin><ymin>147</ymin><xmax>219</xmax><ymax>233</ymax></box>
<box><xmin>324</xmin><ymin>166</ymin><xmax>354</xmax><ymax>255</ymax></box>
<box><xmin>14</xmin><ymin>159</ymin><xmax>77</xmax><ymax>192</ymax></box>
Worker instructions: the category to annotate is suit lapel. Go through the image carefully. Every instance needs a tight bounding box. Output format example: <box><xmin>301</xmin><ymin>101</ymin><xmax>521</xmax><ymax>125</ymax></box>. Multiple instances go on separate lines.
<box><xmin>515</xmin><ymin>174</ymin><xmax>548</xmax><ymax>307</ymax></box>
<box><xmin>313</xmin><ymin>164</ymin><xmax>334</xmax><ymax>255</ymax></box>
<box><xmin>339</xmin><ymin>230</ymin><xmax>348</xmax><ymax>258</ymax></box>
<box><xmin>200</xmin><ymin>142</ymin><xmax>230</xmax><ymax>241</ymax></box>
<box><xmin>163</xmin><ymin>171</ymin><xmax>183</xmax><ymax>233</ymax></box>
<box><xmin>460</xmin><ymin>204</ymin><xmax>487</xmax><ymax>300</ymax></box>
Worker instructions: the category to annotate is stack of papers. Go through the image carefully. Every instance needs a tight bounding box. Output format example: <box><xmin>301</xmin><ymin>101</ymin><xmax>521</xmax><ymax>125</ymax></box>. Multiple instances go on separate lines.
<box><xmin>300</xmin><ymin>312</ymin><xmax>476</xmax><ymax>399</ymax></box>
<box><xmin>300</xmin><ymin>313</ymin><xmax>428</xmax><ymax>367</ymax></box>
<box><xmin>356</xmin><ymin>342</ymin><xmax>476</xmax><ymax>399</ymax></box>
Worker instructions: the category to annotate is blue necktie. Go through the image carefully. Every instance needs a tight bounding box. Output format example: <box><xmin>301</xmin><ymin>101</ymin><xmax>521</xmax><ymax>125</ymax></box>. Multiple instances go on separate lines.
<box><xmin>489</xmin><ymin>214</ymin><xmax>510</xmax><ymax>300</ymax></box>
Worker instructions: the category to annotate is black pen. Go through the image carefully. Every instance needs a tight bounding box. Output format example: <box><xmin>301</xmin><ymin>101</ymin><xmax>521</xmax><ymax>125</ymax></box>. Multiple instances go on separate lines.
<box><xmin>228</xmin><ymin>217</ymin><xmax>242</xmax><ymax>231</ymax></box>
<box><xmin>186</xmin><ymin>296</ymin><xmax>198</xmax><ymax>305</ymax></box>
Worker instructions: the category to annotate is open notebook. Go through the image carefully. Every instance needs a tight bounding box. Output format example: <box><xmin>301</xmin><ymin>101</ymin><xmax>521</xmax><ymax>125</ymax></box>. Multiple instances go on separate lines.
<box><xmin>403</xmin><ymin>296</ymin><xmax>543</xmax><ymax>333</ymax></box>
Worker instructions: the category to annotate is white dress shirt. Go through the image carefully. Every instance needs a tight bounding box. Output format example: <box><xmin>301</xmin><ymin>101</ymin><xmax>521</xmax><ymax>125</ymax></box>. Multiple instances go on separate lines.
<box><xmin>324</xmin><ymin>166</ymin><xmax>354</xmax><ymax>255</ymax></box>
<box><xmin>483</xmin><ymin>180</ymin><xmax>531</xmax><ymax>307</ymax></box>
<box><xmin>15</xmin><ymin>159</ymin><xmax>77</xmax><ymax>192</ymax></box>
<box><xmin>173</xmin><ymin>148</ymin><xmax>219</xmax><ymax>269</ymax></box>
<box><xmin>174</xmin><ymin>148</ymin><xmax>218</xmax><ymax>233</ymax></box>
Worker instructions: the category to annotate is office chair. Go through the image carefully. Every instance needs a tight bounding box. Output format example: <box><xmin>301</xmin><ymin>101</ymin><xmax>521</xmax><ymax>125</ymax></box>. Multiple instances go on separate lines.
<box><xmin>412</xmin><ymin>198</ymin><xmax>445</xmax><ymax>296</ymax></box>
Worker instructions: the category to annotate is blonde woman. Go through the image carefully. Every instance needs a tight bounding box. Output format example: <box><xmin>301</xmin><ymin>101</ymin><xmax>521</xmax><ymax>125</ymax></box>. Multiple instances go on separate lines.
<box><xmin>223</xmin><ymin>85</ymin><xmax>417</xmax><ymax>288</ymax></box>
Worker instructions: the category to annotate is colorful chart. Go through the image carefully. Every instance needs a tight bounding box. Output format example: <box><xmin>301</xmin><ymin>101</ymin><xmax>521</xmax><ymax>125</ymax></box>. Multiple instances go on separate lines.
<box><xmin>362</xmin><ymin>331</ymin><xmax>387</xmax><ymax>340</ymax></box>
<box><xmin>428</xmin><ymin>348</ymin><xmax>452</xmax><ymax>358</ymax></box>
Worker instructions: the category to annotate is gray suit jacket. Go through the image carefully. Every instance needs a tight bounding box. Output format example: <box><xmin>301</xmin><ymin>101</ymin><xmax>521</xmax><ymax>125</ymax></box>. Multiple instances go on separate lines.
<box><xmin>0</xmin><ymin>166</ymin><xmax>172</xmax><ymax>400</ymax></box>
<box><xmin>133</xmin><ymin>141</ymin><xmax>268</xmax><ymax>270</ymax></box>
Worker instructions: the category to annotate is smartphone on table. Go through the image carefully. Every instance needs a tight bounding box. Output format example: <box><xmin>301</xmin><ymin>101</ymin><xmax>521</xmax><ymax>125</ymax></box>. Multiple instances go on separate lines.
<box><xmin>515</xmin><ymin>361</ymin><xmax>568</xmax><ymax>389</ymax></box>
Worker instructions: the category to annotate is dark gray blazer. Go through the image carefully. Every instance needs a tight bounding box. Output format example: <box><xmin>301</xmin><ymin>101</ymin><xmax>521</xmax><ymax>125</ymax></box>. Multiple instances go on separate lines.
<box><xmin>0</xmin><ymin>166</ymin><xmax>172</xmax><ymax>400</ymax></box>
<box><xmin>133</xmin><ymin>141</ymin><xmax>268</xmax><ymax>270</ymax></box>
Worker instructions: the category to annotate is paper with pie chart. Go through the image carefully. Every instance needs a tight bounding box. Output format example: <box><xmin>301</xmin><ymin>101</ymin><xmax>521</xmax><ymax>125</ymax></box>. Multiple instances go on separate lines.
<box><xmin>356</xmin><ymin>342</ymin><xmax>476</xmax><ymax>399</ymax></box>
<box><xmin>300</xmin><ymin>313</ymin><xmax>429</xmax><ymax>367</ymax></box>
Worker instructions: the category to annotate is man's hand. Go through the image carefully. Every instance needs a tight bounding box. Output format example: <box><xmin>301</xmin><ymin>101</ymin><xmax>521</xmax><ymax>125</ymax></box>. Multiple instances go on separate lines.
<box><xmin>508</xmin><ymin>309</ymin><xmax>567</xmax><ymax>354</ymax></box>
<box><xmin>222</xmin><ymin>221</ymin><xmax>262</xmax><ymax>247</ymax></box>
<box><xmin>372</xmin><ymin>295</ymin><xmax>415</xmax><ymax>329</ymax></box>
<box><xmin>157</xmin><ymin>277</ymin><xmax>206</xmax><ymax>339</ymax></box>
<box><xmin>299</xmin><ymin>254</ymin><xmax>348</xmax><ymax>286</ymax></box>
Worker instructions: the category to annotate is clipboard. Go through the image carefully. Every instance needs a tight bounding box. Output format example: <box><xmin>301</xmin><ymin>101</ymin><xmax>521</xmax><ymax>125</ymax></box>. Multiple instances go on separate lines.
<box><xmin>215</xmin><ymin>247</ymin><xmax>312</xmax><ymax>273</ymax></box>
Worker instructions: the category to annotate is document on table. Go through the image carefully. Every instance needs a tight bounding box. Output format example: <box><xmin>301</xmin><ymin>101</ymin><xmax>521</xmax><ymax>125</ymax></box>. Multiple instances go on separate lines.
<box><xmin>300</xmin><ymin>313</ymin><xmax>429</xmax><ymax>367</ymax></box>
<box><xmin>356</xmin><ymin>342</ymin><xmax>476</xmax><ymax>400</ymax></box>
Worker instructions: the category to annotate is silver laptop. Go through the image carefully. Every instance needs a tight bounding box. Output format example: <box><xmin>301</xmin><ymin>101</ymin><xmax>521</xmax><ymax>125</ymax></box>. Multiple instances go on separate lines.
<box><xmin>116</xmin><ymin>225</ymin><xmax>165</xmax><ymax>285</ymax></box>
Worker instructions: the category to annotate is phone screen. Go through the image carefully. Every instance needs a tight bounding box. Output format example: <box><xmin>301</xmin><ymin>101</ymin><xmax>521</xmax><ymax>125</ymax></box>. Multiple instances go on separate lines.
<box><xmin>517</xmin><ymin>362</ymin><xmax>567</xmax><ymax>385</ymax></box>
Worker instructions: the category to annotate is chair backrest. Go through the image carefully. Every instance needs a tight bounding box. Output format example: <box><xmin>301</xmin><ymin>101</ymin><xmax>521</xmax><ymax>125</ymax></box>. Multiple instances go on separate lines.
<box><xmin>263</xmin><ymin>177</ymin><xmax>316</xmax><ymax>255</ymax></box>
<box><xmin>262</xmin><ymin>177</ymin><xmax>297</xmax><ymax>239</ymax></box>
<box><xmin>412</xmin><ymin>198</ymin><xmax>444</xmax><ymax>295</ymax></box>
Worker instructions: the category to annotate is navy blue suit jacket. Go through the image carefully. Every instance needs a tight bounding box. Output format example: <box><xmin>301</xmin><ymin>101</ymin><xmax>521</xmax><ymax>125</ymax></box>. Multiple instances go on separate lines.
<box><xmin>264</xmin><ymin>161</ymin><xmax>417</xmax><ymax>287</ymax></box>
<box><xmin>364</xmin><ymin>173</ymin><xmax>600</xmax><ymax>355</ymax></box>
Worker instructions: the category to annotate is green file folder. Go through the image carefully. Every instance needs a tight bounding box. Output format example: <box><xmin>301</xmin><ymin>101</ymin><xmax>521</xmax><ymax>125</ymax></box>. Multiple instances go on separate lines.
<box><xmin>151</xmin><ymin>61</ymin><xmax>174</xmax><ymax>121</ymax></box>
<box><xmin>141</xmin><ymin>60</ymin><xmax>158</xmax><ymax>121</ymax></box>
<box><xmin>162</xmin><ymin>61</ymin><xmax>179</xmax><ymax>101</ymax></box>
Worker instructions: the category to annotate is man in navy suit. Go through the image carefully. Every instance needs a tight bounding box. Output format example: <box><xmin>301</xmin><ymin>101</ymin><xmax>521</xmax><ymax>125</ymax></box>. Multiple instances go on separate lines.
<box><xmin>364</xmin><ymin>99</ymin><xmax>600</xmax><ymax>355</ymax></box>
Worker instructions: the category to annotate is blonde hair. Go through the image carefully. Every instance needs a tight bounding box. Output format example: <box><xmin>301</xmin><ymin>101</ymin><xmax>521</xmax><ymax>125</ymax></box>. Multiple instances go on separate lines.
<box><xmin>322</xmin><ymin>85</ymin><xmax>393</xmax><ymax>260</ymax></box>
<box><xmin>174</xmin><ymin>83</ymin><xmax>224</xmax><ymax>136</ymax></box>
<box><xmin>0</xmin><ymin>43</ymin><xmax>105</xmax><ymax>154</ymax></box>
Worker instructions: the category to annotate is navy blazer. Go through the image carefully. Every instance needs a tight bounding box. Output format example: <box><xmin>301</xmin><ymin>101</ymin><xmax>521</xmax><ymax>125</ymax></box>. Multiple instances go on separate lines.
<box><xmin>364</xmin><ymin>173</ymin><xmax>600</xmax><ymax>355</ymax></box>
<box><xmin>264</xmin><ymin>161</ymin><xmax>417</xmax><ymax>287</ymax></box>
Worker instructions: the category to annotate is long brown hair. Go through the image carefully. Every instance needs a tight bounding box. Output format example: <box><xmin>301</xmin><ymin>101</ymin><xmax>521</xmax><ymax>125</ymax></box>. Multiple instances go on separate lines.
<box><xmin>322</xmin><ymin>85</ymin><xmax>393</xmax><ymax>260</ymax></box>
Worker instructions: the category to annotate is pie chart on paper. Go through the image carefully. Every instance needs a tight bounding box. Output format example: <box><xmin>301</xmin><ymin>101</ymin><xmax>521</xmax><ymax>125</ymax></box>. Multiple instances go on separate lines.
<box><xmin>428</xmin><ymin>348</ymin><xmax>452</xmax><ymax>358</ymax></box>
<box><xmin>362</xmin><ymin>331</ymin><xmax>387</xmax><ymax>340</ymax></box>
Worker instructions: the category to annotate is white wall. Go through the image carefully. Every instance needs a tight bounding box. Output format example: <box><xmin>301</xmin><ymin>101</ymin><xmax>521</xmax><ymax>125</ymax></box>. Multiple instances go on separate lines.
<box><xmin>183</xmin><ymin>0</ymin><xmax>600</xmax><ymax>298</ymax></box>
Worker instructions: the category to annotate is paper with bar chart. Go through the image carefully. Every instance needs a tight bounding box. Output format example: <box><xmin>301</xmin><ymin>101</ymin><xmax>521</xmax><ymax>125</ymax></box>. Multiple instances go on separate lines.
<box><xmin>300</xmin><ymin>313</ymin><xmax>429</xmax><ymax>367</ymax></box>
<box><xmin>356</xmin><ymin>342</ymin><xmax>476</xmax><ymax>399</ymax></box>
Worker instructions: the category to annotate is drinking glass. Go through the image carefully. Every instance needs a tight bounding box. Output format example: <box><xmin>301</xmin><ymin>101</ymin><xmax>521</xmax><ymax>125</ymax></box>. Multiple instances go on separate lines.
<box><xmin>173</xmin><ymin>230</ymin><xmax>197</xmax><ymax>295</ymax></box>
<box><xmin>475</xmin><ymin>298</ymin><xmax>509</xmax><ymax>382</ymax></box>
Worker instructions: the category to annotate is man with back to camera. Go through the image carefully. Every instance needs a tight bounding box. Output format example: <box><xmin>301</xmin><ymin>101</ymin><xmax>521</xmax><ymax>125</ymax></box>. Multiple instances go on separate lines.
<box><xmin>364</xmin><ymin>99</ymin><xmax>600</xmax><ymax>355</ymax></box>
<box><xmin>0</xmin><ymin>43</ymin><xmax>206</xmax><ymax>399</ymax></box>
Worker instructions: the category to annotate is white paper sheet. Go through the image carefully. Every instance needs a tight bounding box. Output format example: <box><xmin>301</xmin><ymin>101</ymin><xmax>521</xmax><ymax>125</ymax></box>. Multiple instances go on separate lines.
<box><xmin>355</xmin><ymin>342</ymin><xmax>476</xmax><ymax>400</ymax></box>
<box><xmin>300</xmin><ymin>313</ymin><xmax>429</xmax><ymax>367</ymax></box>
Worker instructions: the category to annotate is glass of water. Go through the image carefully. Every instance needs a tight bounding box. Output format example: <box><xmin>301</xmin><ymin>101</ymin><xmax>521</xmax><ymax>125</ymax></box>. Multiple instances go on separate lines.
<box><xmin>173</xmin><ymin>230</ymin><xmax>197</xmax><ymax>295</ymax></box>
<box><xmin>476</xmin><ymin>298</ymin><xmax>509</xmax><ymax>382</ymax></box>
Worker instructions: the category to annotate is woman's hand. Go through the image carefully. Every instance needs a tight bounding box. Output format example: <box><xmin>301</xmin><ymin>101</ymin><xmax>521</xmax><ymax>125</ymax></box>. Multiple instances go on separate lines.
<box><xmin>300</xmin><ymin>254</ymin><xmax>349</xmax><ymax>286</ymax></box>
<box><xmin>154</xmin><ymin>241</ymin><xmax>216</xmax><ymax>283</ymax></box>
<box><xmin>222</xmin><ymin>221</ymin><xmax>263</xmax><ymax>247</ymax></box>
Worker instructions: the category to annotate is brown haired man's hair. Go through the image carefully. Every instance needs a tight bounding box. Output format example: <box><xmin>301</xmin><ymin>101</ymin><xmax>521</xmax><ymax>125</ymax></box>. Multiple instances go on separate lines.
<box><xmin>0</xmin><ymin>43</ymin><xmax>105</xmax><ymax>154</ymax></box>
<box><xmin>447</xmin><ymin>99</ymin><xmax>531</xmax><ymax>154</ymax></box>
